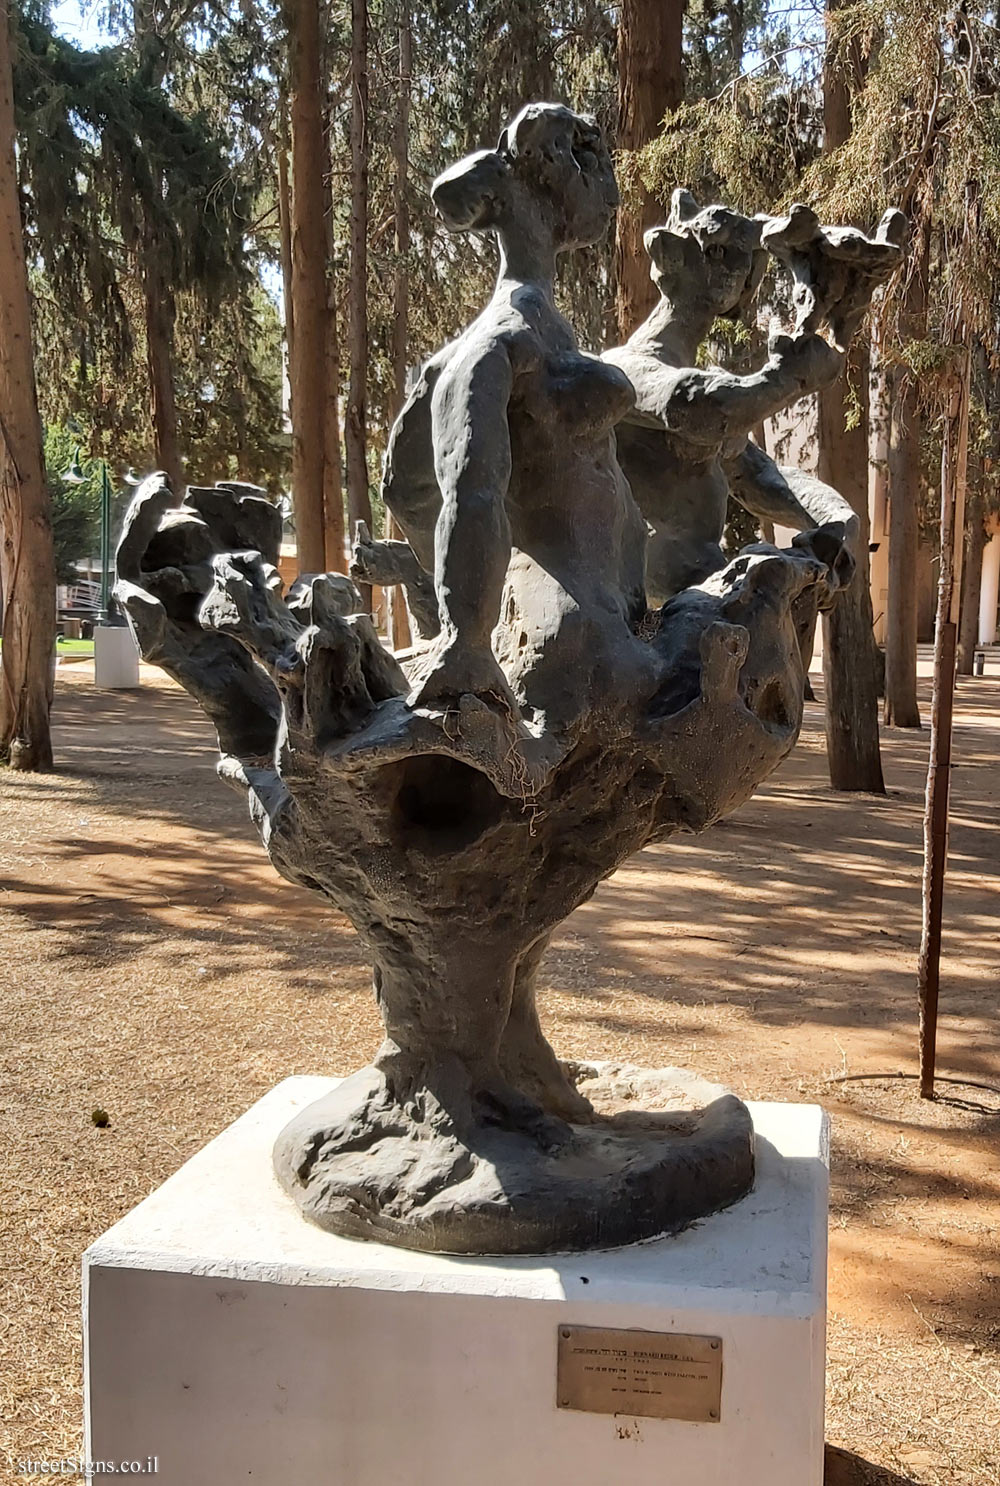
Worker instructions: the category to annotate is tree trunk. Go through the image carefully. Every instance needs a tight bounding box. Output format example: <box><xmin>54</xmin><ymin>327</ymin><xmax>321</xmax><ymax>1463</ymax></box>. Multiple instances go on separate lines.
<box><xmin>614</xmin><ymin>0</ymin><xmax>685</xmax><ymax>340</ymax></box>
<box><xmin>276</xmin><ymin>92</ymin><xmax>295</xmax><ymax>366</ymax></box>
<box><xmin>321</xmin><ymin>65</ymin><xmax>346</xmax><ymax>574</ymax></box>
<box><xmin>133</xmin><ymin>4</ymin><xmax>183</xmax><ymax>496</ymax></box>
<box><xmin>391</xmin><ymin>0</ymin><xmax>411</xmax><ymax>422</ymax></box>
<box><xmin>387</xmin><ymin>0</ymin><xmax>413</xmax><ymax>650</ymax></box>
<box><xmin>141</xmin><ymin>226</ymin><xmax>183</xmax><ymax>496</ymax></box>
<box><xmin>0</xmin><ymin>0</ymin><xmax>56</xmax><ymax>770</ymax></box>
<box><xmin>346</xmin><ymin>0</ymin><xmax>373</xmax><ymax>607</ymax></box>
<box><xmin>815</xmin><ymin>11</ymin><xmax>884</xmax><ymax>790</ymax></box>
<box><xmin>884</xmin><ymin>228</ymin><xmax>929</xmax><ymax>728</ymax></box>
<box><xmin>818</xmin><ymin>350</ymin><xmax>886</xmax><ymax>789</ymax></box>
<box><xmin>917</xmin><ymin>336</ymin><xmax>969</xmax><ymax>1097</ymax></box>
<box><xmin>957</xmin><ymin>508</ymin><xmax>985</xmax><ymax>674</ymax></box>
<box><xmin>323</xmin><ymin>263</ymin><xmax>347</xmax><ymax>575</ymax></box>
<box><xmin>286</xmin><ymin>0</ymin><xmax>328</xmax><ymax>575</ymax></box>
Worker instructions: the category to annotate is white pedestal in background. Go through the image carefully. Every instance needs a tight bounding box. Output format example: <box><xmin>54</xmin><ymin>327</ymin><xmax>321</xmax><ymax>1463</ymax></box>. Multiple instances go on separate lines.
<box><xmin>84</xmin><ymin>1077</ymin><xmax>829</xmax><ymax>1486</ymax></box>
<box><xmin>94</xmin><ymin>625</ymin><xmax>140</xmax><ymax>688</ymax></box>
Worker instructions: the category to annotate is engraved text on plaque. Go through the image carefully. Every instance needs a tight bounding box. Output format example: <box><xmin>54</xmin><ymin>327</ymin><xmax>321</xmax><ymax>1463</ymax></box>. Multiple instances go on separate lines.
<box><xmin>556</xmin><ymin>1325</ymin><xmax>722</xmax><ymax>1422</ymax></box>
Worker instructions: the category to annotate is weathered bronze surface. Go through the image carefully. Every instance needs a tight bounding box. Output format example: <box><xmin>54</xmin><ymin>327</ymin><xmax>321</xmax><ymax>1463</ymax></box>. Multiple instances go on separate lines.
<box><xmin>116</xmin><ymin>98</ymin><xmax>903</xmax><ymax>1256</ymax></box>
<box><xmin>556</xmin><ymin>1325</ymin><xmax>722</xmax><ymax>1422</ymax></box>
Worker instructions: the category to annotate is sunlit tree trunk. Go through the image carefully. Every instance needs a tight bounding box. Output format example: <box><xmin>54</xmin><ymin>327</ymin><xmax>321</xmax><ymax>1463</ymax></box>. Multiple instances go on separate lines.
<box><xmin>276</xmin><ymin>91</ymin><xmax>295</xmax><ymax>367</ymax></box>
<box><xmin>321</xmin><ymin>41</ymin><xmax>346</xmax><ymax>575</ymax></box>
<box><xmin>816</xmin><ymin>5</ymin><xmax>885</xmax><ymax>790</ymax></box>
<box><xmin>917</xmin><ymin>332</ymin><xmax>970</xmax><ymax>1097</ymax></box>
<box><xmin>0</xmin><ymin>0</ymin><xmax>55</xmax><ymax>770</ymax></box>
<box><xmin>387</xmin><ymin>0</ymin><xmax>413</xmax><ymax>649</ymax></box>
<box><xmin>133</xmin><ymin>2</ymin><xmax>183</xmax><ymax>495</ymax></box>
<box><xmin>884</xmin><ymin>221</ymin><xmax>929</xmax><ymax>728</ymax></box>
<box><xmin>346</xmin><ymin>0</ymin><xmax>373</xmax><ymax>606</ymax></box>
<box><xmin>285</xmin><ymin>0</ymin><xmax>328</xmax><ymax>574</ymax></box>
<box><xmin>614</xmin><ymin>0</ymin><xmax>684</xmax><ymax>340</ymax></box>
<box><xmin>956</xmin><ymin>506</ymin><xmax>985</xmax><ymax>674</ymax></box>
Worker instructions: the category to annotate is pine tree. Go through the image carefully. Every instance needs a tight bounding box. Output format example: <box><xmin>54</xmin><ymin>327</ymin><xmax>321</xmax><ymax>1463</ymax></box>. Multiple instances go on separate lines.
<box><xmin>817</xmin><ymin>3</ymin><xmax>886</xmax><ymax>789</ymax></box>
<box><xmin>614</xmin><ymin>0</ymin><xmax>685</xmax><ymax>338</ymax></box>
<box><xmin>284</xmin><ymin>0</ymin><xmax>330</xmax><ymax>573</ymax></box>
<box><xmin>0</xmin><ymin>0</ymin><xmax>55</xmax><ymax>770</ymax></box>
<box><xmin>346</xmin><ymin>0</ymin><xmax>374</xmax><ymax>593</ymax></box>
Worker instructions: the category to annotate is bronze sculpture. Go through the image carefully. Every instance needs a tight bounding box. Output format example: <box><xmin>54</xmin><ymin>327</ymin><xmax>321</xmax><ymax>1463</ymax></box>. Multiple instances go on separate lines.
<box><xmin>115</xmin><ymin>104</ymin><xmax>902</xmax><ymax>1254</ymax></box>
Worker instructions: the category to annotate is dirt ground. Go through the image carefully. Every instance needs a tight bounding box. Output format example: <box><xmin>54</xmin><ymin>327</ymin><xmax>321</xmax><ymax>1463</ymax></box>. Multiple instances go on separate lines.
<box><xmin>1</xmin><ymin>657</ymin><xmax>998</xmax><ymax>1485</ymax></box>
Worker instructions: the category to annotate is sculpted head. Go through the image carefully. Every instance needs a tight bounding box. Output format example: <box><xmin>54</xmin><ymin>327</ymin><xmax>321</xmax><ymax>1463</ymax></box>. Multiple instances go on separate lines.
<box><xmin>432</xmin><ymin>103</ymin><xmax>619</xmax><ymax>255</ymax></box>
<box><xmin>644</xmin><ymin>189</ymin><xmax>766</xmax><ymax>320</ymax></box>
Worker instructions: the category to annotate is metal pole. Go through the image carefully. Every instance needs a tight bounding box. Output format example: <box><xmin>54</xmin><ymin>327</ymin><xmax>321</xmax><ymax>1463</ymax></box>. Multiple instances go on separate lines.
<box><xmin>99</xmin><ymin>460</ymin><xmax>111</xmax><ymax>622</ymax></box>
<box><xmin>917</xmin><ymin>335</ymin><xmax>969</xmax><ymax>1098</ymax></box>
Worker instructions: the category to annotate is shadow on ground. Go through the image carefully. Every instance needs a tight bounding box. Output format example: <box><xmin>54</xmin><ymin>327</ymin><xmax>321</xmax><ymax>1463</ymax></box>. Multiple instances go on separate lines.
<box><xmin>826</xmin><ymin>1445</ymin><xmax>918</xmax><ymax>1484</ymax></box>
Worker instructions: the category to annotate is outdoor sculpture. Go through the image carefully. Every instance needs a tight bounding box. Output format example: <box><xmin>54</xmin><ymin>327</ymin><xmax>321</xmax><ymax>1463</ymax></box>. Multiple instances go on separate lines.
<box><xmin>355</xmin><ymin>194</ymin><xmax>904</xmax><ymax>626</ymax></box>
<box><xmin>604</xmin><ymin>191</ymin><xmax>906</xmax><ymax>603</ymax></box>
<box><xmin>116</xmin><ymin>103</ymin><xmax>902</xmax><ymax>1256</ymax></box>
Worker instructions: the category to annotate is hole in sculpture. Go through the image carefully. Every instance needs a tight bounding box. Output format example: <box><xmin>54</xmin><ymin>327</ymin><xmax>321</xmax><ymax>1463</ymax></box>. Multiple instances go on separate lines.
<box><xmin>391</xmin><ymin>755</ymin><xmax>504</xmax><ymax>852</ymax></box>
<box><xmin>752</xmin><ymin>678</ymin><xmax>791</xmax><ymax>731</ymax></box>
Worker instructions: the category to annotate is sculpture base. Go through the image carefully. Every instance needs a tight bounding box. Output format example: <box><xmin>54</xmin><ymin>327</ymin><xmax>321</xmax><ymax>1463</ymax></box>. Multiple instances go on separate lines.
<box><xmin>84</xmin><ymin>1077</ymin><xmax>829</xmax><ymax>1486</ymax></box>
<box><xmin>272</xmin><ymin>1062</ymin><xmax>754</xmax><ymax>1255</ymax></box>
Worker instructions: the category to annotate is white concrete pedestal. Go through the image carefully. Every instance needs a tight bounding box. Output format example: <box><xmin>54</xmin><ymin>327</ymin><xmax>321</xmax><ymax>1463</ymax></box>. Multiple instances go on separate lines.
<box><xmin>84</xmin><ymin>1077</ymin><xmax>829</xmax><ymax>1486</ymax></box>
<box><xmin>94</xmin><ymin>625</ymin><xmax>140</xmax><ymax>688</ymax></box>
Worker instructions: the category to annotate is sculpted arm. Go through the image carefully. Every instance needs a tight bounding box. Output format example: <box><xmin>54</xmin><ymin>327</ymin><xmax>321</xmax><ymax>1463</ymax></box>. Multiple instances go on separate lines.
<box><xmin>381</xmin><ymin>357</ymin><xmax>447</xmax><ymax>573</ymax></box>
<box><xmin>648</xmin><ymin>332</ymin><xmax>842</xmax><ymax>447</ymax></box>
<box><xmin>410</xmin><ymin>342</ymin><xmax>517</xmax><ymax>707</ymax></box>
<box><xmin>727</xmin><ymin>439</ymin><xmax>856</xmax><ymax>533</ymax></box>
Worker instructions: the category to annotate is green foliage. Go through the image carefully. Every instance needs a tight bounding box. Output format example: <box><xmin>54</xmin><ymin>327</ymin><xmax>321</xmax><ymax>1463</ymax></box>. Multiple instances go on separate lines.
<box><xmin>20</xmin><ymin>0</ymin><xmax>996</xmax><ymax>556</ymax></box>
<box><xmin>43</xmin><ymin>425</ymin><xmax>101</xmax><ymax>583</ymax></box>
<box><xmin>12</xmin><ymin>1</ymin><xmax>286</xmax><ymax>488</ymax></box>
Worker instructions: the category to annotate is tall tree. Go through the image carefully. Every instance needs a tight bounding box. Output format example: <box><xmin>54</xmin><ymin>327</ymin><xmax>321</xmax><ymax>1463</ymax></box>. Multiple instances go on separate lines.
<box><xmin>346</xmin><ymin>0</ymin><xmax>373</xmax><ymax>601</ymax></box>
<box><xmin>13</xmin><ymin>3</ymin><xmax>282</xmax><ymax>493</ymax></box>
<box><xmin>387</xmin><ymin>0</ymin><xmax>413</xmax><ymax>649</ymax></box>
<box><xmin>614</xmin><ymin>0</ymin><xmax>685</xmax><ymax>339</ymax></box>
<box><xmin>816</xmin><ymin>6</ymin><xmax>885</xmax><ymax>790</ymax></box>
<box><xmin>322</xmin><ymin>108</ymin><xmax>347</xmax><ymax>575</ymax></box>
<box><xmin>918</xmin><ymin>320</ymin><xmax>970</xmax><ymax>1096</ymax></box>
<box><xmin>884</xmin><ymin>224</ymin><xmax>929</xmax><ymax>728</ymax></box>
<box><xmin>0</xmin><ymin>0</ymin><xmax>55</xmax><ymax>770</ymax></box>
<box><xmin>132</xmin><ymin>1</ymin><xmax>183</xmax><ymax>493</ymax></box>
<box><xmin>956</xmin><ymin>508</ymin><xmax>985</xmax><ymax>673</ymax></box>
<box><xmin>285</xmin><ymin>0</ymin><xmax>329</xmax><ymax>573</ymax></box>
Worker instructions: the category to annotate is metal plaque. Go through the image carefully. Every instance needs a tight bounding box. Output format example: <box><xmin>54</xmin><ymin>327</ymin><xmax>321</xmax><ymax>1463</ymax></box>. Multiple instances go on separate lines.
<box><xmin>556</xmin><ymin>1325</ymin><xmax>722</xmax><ymax>1422</ymax></box>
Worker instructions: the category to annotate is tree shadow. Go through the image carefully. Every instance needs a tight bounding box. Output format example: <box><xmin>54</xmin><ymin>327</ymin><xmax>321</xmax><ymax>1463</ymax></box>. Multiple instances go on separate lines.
<box><xmin>825</xmin><ymin>1444</ymin><xmax>919</xmax><ymax>1485</ymax></box>
<box><xmin>13</xmin><ymin>665</ymin><xmax>996</xmax><ymax>1361</ymax></box>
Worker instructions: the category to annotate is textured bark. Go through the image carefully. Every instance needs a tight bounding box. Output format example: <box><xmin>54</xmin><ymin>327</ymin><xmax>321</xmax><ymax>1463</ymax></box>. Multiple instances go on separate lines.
<box><xmin>276</xmin><ymin>93</ymin><xmax>295</xmax><ymax>365</ymax></box>
<box><xmin>346</xmin><ymin>0</ymin><xmax>373</xmax><ymax>608</ymax></box>
<box><xmin>141</xmin><ymin>229</ymin><xmax>183</xmax><ymax>496</ymax></box>
<box><xmin>918</xmin><ymin>338</ymin><xmax>969</xmax><ymax>1097</ymax></box>
<box><xmin>0</xmin><ymin>0</ymin><xmax>55</xmax><ymax>770</ymax></box>
<box><xmin>133</xmin><ymin>5</ymin><xmax>183</xmax><ymax>496</ymax></box>
<box><xmin>614</xmin><ymin>0</ymin><xmax>684</xmax><ymax>339</ymax></box>
<box><xmin>391</xmin><ymin>0</ymin><xmax>411</xmax><ymax>422</ymax></box>
<box><xmin>321</xmin><ymin>82</ymin><xmax>346</xmax><ymax>574</ymax></box>
<box><xmin>387</xmin><ymin>0</ymin><xmax>413</xmax><ymax>649</ymax></box>
<box><xmin>286</xmin><ymin>0</ymin><xmax>328</xmax><ymax>574</ymax></box>
<box><xmin>885</xmin><ymin>367</ymin><xmax>922</xmax><ymax>725</ymax></box>
<box><xmin>818</xmin><ymin>349</ymin><xmax>886</xmax><ymax>790</ymax></box>
<box><xmin>816</xmin><ymin>4</ymin><xmax>884</xmax><ymax>789</ymax></box>
<box><xmin>956</xmin><ymin>511</ymin><xmax>985</xmax><ymax>674</ymax></box>
<box><xmin>884</xmin><ymin>228</ymin><xmax>928</xmax><ymax>728</ymax></box>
